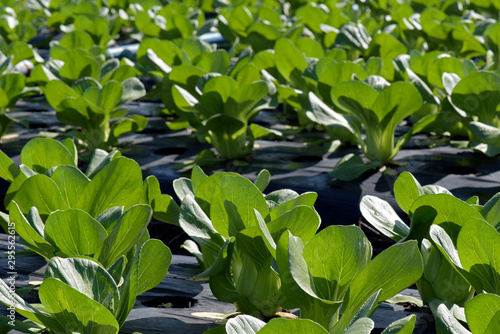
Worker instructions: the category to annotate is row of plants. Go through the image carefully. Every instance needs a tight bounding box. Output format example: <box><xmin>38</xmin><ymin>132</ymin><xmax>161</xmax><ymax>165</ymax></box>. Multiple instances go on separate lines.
<box><xmin>0</xmin><ymin>0</ymin><xmax>499</xmax><ymax>332</ymax></box>
<box><xmin>1</xmin><ymin>0</ymin><xmax>500</xmax><ymax>181</ymax></box>
<box><xmin>0</xmin><ymin>137</ymin><xmax>498</xmax><ymax>333</ymax></box>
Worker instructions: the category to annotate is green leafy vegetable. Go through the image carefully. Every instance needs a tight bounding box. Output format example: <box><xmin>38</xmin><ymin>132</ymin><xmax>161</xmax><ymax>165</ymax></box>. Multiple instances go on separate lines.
<box><xmin>175</xmin><ymin>168</ymin><xmax>320</xmax><ymax>318</ymax></box>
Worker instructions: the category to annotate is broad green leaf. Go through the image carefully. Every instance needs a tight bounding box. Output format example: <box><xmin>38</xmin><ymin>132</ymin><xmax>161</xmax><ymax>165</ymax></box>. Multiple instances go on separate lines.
<box><xmin>295</xmin><ymin>4</ymin><xmax>328</xmax><ymax>34</ymax></box>
<box><xmin>457</xmin><ymin>218</ymin><xmax>500</xmax><ymax>294</ymax></box>
<box><xmin>26</xmin><ymin>207</ymin><xmax>45</xmax><ymax>238</ymax></box>
<box><xmin>196</xmin><ymin>78</ymin><xmax>234</xmax><ymax>119</ymax></box>
<box><xmin>258</xmin><ymin>318</ymin><xmax>328</xmax><ymax>333</ymax></box>
<box><xmin>137</xmin><ymin>38</ymin><xmax>182</xmax><ymax>71</ymax></box>
<box><xmin>303</xmin><ymin>91</ymin><xmax>356</xmax><ymax>141</ymax></box>
<box><xmin>19</xmin><ymin>165</ymin><xmax>36</xmax><ymax>179</ymax></box>
<box><xmin>45</xmin><ymin>257</ymin><xmax>119</xmax><ymax>314</ymax></box>
<box><xmin>55</xmin><ymin>96</ymin><xmax>90</xmax><ymax>127</ymax></box>
<box><xmin>143</xmin><ymin>176</ymin><xmax>161</xmax><ymax>203</ymax></box>
<box><xmin>171</xmin><ymin>85</ymin><xmax>199</xmax><ymax>113</ymax></box>
<box><xmin>9</xmin><ymin>175</ymin><xmax>68</xmax><ymax>216</ymax></box>
<box><xmin>181</xmin><ymin>239</ymin><xmax>203</xmax><ymax>264</ymax></box>
<box><xmin>45</xmin><ymin>209</ymin><xmax>108</xmax><ymax>257</ymax></box>
<box><xmin>51</xmin><ymin>166</ymin><xmax>90</xmax><ymax>208</ymax></box>
<box><xmin>58</xmin><ymin>30</ymin><xmax>94</xmax><ymax>51</ymax></box>
<box><xmin>427</xmin><ymin>56</ymin><xmax>462</xmax><ymax>90</ymax></box>
<box><xmin>360</xmin><ymin>195</ymin><xmax>409</xmax><ymax>242</ymax></box>
<box><xmin>465</xmin><ymin>294</ymin><xmax>500</xmax><ymax>334</ymax></box>
<box><xmin>114</xmin><ymin>244</ymin><xmax>139</xmax><ymax>326</ymax></box>
<box><xmin>96</xmin><ymin>206</ymin><xmax>124</xmax><ymax>234</ymax></box>
<box><xmin>118</xmin><ymin>78</ymin><xmax>145</xmax><ymax>106</ymax></box>
<box><xmin>429</xmin><ymin>225</ymin><xmax>463</xmax><ymax>270</ymax></box>
<box><xmin>401</xmin><ymin>206</ymin><xmax>438</xmax><ymax>245</ymax></box>
<box><xmin>393</xmin><ymin>172</ymin><xmax>422</xmax><ymax>214</ymax></box>
<box><xmin>368</xmin><ymin>33</ymin><xmax>407</xmax><ymax>59</ymax></box>
<box><xmin>331</xmin><ymin>82</ymin><xmax>378</xmax><ymax>123</ymax></box>
<box><xmin>195</xmin><ymin>50</ymin><xmax>230</xmax><ymax>74</ymax></box>
<box><xmin>111</xmin><ymin>115</ymin><xmax>148</xmax><ymax>140</ymax></box>
<box><xmin>381</xmin><ymin>315</ymin><xmax>416</xmax><ymax>334</ymax></box>
<box><xmin>268</xmin><ymin>205</ymin><xmax>320</xmax><ymax>245</ymax></box>
<box><xmin>225</xmin><ymin>81</ymin><xmax>269</xmax><ymax>122</ymax></box>
<box><xmin>409</xmin><ymin>194</ymin><xmax>484</xmax><ymax>243</ymax></box>
<box><xmin>254</xmin><ymin>170</ymin><xmax>271</xmax><ymax>193</ymax></box>
<box><xmin>283</xmin><ymin>231</ymin><xmax>343</xmax><ymax>328</ymax></box>
<box><xmin>136</xmin><ymin>239</ymin><xmax>172</xmax><ymax>295</ymax></box>
<box><xmin>226</xmin><ymin>315</ymin><xmax>265</xmax><ymax>334</ymax></box>
<box><xmin>236</xmin><ymin>226</ymin><xmax>273</xmax><ymax>268</ymax></box>
<box><xmin>151</xmin><ymin>194</ymin><xmax>179</xmax><ymax>226</ymax></box>
<box><xmin>419</xmin><ymin>236</ymin><xmax>473</xmax><ymax>307</ymax></box>
<box><xmin>406</xmin><ymin>68</ymin><xmax>441</xmax><ymax>105</ymax></box>
<box><xmin>9</xmin><ymin>202</ymin><xmax>55</xmax><ymax>258</ymax></box>
<box><xmin>344</xmin><ymin>317</ymin><xmax>375</xmax><ymax>334</ymax></box>
<box><xmin>191</xmin><ymin>166</ymin><xmax>208</xmax><ymax>194</ymax></box>
<box><xmin>329</xmin><ymin>154</ymin><xmax>380</xmax><ymax>181</ymax></box>
<box><xmin>97</xmin><ymin>204</ymin><xmax>152</xmax><ymax>268</ymax></box>
<box><xmin>265</xmin><ymin>190</ymin><xmax>299</xmax><ymax>208</ymax></box>
<box><xmin>276</xmin><ymin>231</ymin><xmax>313</xmax><ymax>308</ymax></box>
<box><xmin>274</xmin><ymin>38</ymin><xmax>308</xmax><ymax>88</ymax></box>
<box><xmin>371</xmin><ymin>82</ymin><xmax>422</xmax><ymax>129</ymax></box>
<box><xmin>39</xmin><ymin>278</ymin><xmax>119</xmax><ymax>334</ymax></box>
<box><xmin>0</xmin><ymin>278</ymin><xmax>66</xmax><ymax>333</ymax></box>
<box><xmin>20</xmin><ymin>138</ymin><xmax>76</xmax><ymax>174</ymax></box>
<box><xmin>78</xmin><ymin>157</ymin><xmax>145</xmax><ymax>217</ymax></box>
<box><xmin>469</xmin><ymin>122</ymin><xmax>500</xmax><ymax>147</ymax></box>
<box><xmin>335</xmin><ymin>241</ymin><xmax>423</xmax><ymax>333</ymax></box>
<box><xmin>0</xmin><ymin>316</ymin><xmax>45</xmax><ymax>333</ymax></box>
<box><xmin>98</xmin><ymin>81</ymin><xmax>122</xmax><ymax>112</ymax></box>
<box><xmin>304</xmin><ymin>226</ymin><xmax>371</xmax><ymax>303</ymax></box>
<box><xmin>100</xmin><ymin>59</ymin><xmax>120</xmax><ymax>82</ymax></box>
<box><xmin>60</xmin><ymin>139</ymin><xmax>78</xmax><ymax>166</ymax></box>
<box><xmin>249</xmin><ymin>124</ymin><xmax>282</xmax><ymax>141</ymax></box>
<box><xmin>451</xmin><ymin>72</ymin><xmax>500</xmax><ymax>125</ymax></box>
<box><xmin>481</xmin><ymin>193</ymin><xmax>500</xmax><ymax>230</ymax></box>
<box><xmin>0</xmin><ymin>73</ymin><xmax>25</xmax><ymax>107</ymax></box>
<box><xmin>205</xmin><ymin>239</ymin><xmax>240</xmax><ymax>303</ymax></box>
<box><xmin>173</xmin><ymin>177</ymin><xmax>194</xmax><ymax>201</ymax></box>
<box><xmin>227</xmin><ymin>6</ymin><xmax>253</xmax><ymax>35</ymax></box>
<box><xmin>336</xmin><ymin>23</ymin><xmax>371</xmax><ymax>50</ymax></box>
<box><xmin>142</xmin><ymin>49</ymin><xmax>172</xmax><ymax>76</ymax></box>
<box><xmin>428</xmin><ymin>299</ymin><xmax>471</xmax><ymax>334</ymax></box>
<box><xmin>59</xmin><ymin>51</ymin><xmax>100</xmax><ymax>82</ymax></box>
<box><xmin>85</xmin><ymin>149</ymin><xmax>121</xmax><ymax>179</ymax></box>
<box><xmin>269</xmin><ymin>192</ymin><xmax>317</xmax><ymax>221</ymax></box>
<box><xmin>196</xmin><ymin>173</ymin><xmax>269</xmax><ymax>238</ymax></box>
<box><xmin>179</xmin><ymin>194</ymin><xmax>225</xmax><ymax>268</ymax></box>
<box><xmin>4</xmin><ymin>172</ymin><xmax>27</xmax><ymax>207</ymax></box>
<box><xmin>196</xmin><ymin>238</ymin><xmax>234</xmax><ymax>279</ymax></box>
<box><xmin>0</xmin><ymin>150</ymin><xmax>19</xmax><ymax>182</ymax></box>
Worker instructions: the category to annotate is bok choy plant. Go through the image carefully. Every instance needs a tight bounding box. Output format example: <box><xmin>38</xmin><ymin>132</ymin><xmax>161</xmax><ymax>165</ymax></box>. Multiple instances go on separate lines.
<box><xmin>427</xmin><ymin>211</ymin><xmax>500</xmax><ymax>332</ymax></box>
<box><xmin>0</xmin><ymin>139</ymin><xmax>174</xmax><ymax>333</ymax></box>
<box><xmin>325</xmin><ymin>79</ymin><xmax>436</xmax><ymax>180</ymax></box>
<box><xmin>44</xmin><ymin>76</ymin><xmax>147</xmax><ymax>152</ymax></box>
<box><xmin>0</xmin><ymin>138</ymin><xmax>179</xmax><ymax>233</ymax></box>
<box><xmin>0</xmin><ymin>250</ymin><xmax>171</xmax><ymax>333</ymax></box>
<box><xmin>450</xmin><ymin>71</ymin><xmax>500</xmax><ymax>156</ymax></box>
<box><xmin>360</xmin><ymin>172</ymin><xmax>477</xmax><ymax>308</ymax></box>
<box><xmin>0</xmin><ymin>55</ymin><xmax>27</xmax><ymax>137</ymax></box>
<box><xmin>276</xmin><ymin>225</ymin><xmax>423</xmax><ymax>333</ymax></box>
<box><xmin>172</xmin><ymin>74</ymin><xmax>278</xmax><ymax>160</ymax></box>
<box><xmin>174</xmin><ymin>167</ymin><xmax>321</xmax><ymax>319</ymax></box>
